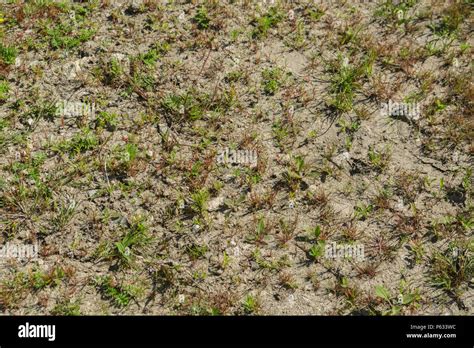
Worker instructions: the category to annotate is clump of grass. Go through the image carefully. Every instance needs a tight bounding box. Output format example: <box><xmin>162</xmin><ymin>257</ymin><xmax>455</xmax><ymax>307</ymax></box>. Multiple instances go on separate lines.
<box><xmin>161</xmin><ymin>91</ymin><xmax>212</xmax><ymax>122</ymax></box>
<box><xmin>183</xmin><ymin>89</ymin><xmax>232</xmax><ymax>121</ymax></box>
<box><xmin>194</xmin><ymin>6</ymin><xmax>210</xmax><ymax>29</ymax></box>
<box><xmin>308</xmin><ymin>241</ymin><xmax>326</xmax><ymax>261</ymax></box>
<box><xmin>110</xmin><ymin>142</ymin><xmax>140</xmax><ymax>176</ymax></box>
<box><xmin>191</xmin><ymin>188</ymin><xmax>209</xmax><ymax>216</ymax></box>
<box><xmin>430</xmin><ymin>211</ymin><xmax>473</xmax><ymax>240</ymax></box>
<box><xmin>430</xmin><ymin>242</ymin><xmax>473</xmax><ymax>297</ymax></box>
<box><xmin>95</xmin><ymin>215</ymin><xmax>152</xmax><ymax>267</ymax></box>
<box><xmin>186</xmin><ymin>243</ymin><xmax>208</xmax><ymax>260</ymax></box>
<box><xmin>0</xmin><ymin>80</ymin><xmax>9</xmax><ymax>101</ymax></box>
<box><xmin>94</xmin><ymin>276</ymin><xmax>136</xmax><ymax>308</ymax></box>
<box><xmin>50</xmin><ymin>298</ymin><xmax>81</xmax><ymax>316</ymax></box>
<box><xmin>242</xmin><ymin>294</ymin><xmax>260</xmax><ymax>314</ymax></box>
<box><xmin>251</xmin><ymin>7</ymin><xmax>283</xmax><ymax>39</ymax></box>
<box><xmin>30</xmin><ymin>266</ymin><xmax>69</xmax><ymax>290</ymax></box>
<box><xmin>332</xmin><ymin>276</ymin><xmax>360</xmax><ymax>310</ymax></box>
<box><xmin>272</xmin><ymin>116</ymin><xmax>296</xmax><ymax>150</ymax></box>
<box><xmin>428</xmin><ymin>4</ymin><xmax>465</xmax><ymax>38</ymax></box>
<box><xmin>54</xmin><ymin>128</ymin><xmax>99</xmax><ymax>156</ymax></box>
<box><xmin>338</xmin><ymin>26</ymin><xmax>362</xmax><ymax>46</ymax></box>
<box><xmin>247</xmin><ymin>215</ymin><xmax>267</xmax><ymax>244</ymax></box>
<box><xmin>276</xmin><ymin>216</ymin><xmax>298</xmax><ymax>246</ymax></box>
<box><xmin>113</xmin><ymin>216</ymin><xmax>152</xmax><ymax>266</ymax></box>
<box><xmin>354</xmin><ymin>203</ymin><xmax>373</xmax><ymax>221</ymax></box>
<box><xmin>327</xmin><ymin>52</ymin><xmax>375</xmax><ymax>112</ymax></box>
<box><xmin>374</xmin><ymin>281</ymin><xmax>421</xmax><ymax>315</ymax></box>
<box><xmin>51</xmin><ymin>199</ymin><xmax>77</xmax><ymax>234</ymax></box>
<box><xmin>375</xmin><ymin>0</ymin><xmax>418</xmax><ymax>25</ymax></box>
<box><xmin>261</xmin><ymin>67</ymin><xmax>283</xmax><ymax>95</ymax></box>
<box><xmin>367</xmin><ymin>146</ymin><xmax>391</xmax><ymax>172</ymax></box>
<box><xmin>0</xmin><ymin>43</ymin><xmax>17</xmax><ymax>65</ymax></box>
<box><xmin>282</xmin><ymin>155</ymin><xmax>307</xmax><ymax>191</ymax></box>
<box><xmin>328</xmin><ymin>59</ymin><xmax>361</xmax><ymax>112</ymax></box>
<box><xmin>307</xmin><ymin>7</ymin><xmax>325</xmax><ymax>22</ymax></box>
<box><xmin>100</xmin><ymin>57</ymin><xmax>124</xmax><ymax>86</ymax></box>
<box><xmin>22</xmin><ymin>100</ymin><xmax>58</xmax><ymax>124</ymax></box>
<box><xmin>0</xmin><ymin>272</ymin><xmax>29</xmax><ymax>310</ymax></box>
<box><xmin>95</xmin><ymin>111</ymin><xmax>119</xmax><ymax>131</ymax></box>
<box><xmin>45</xmin><ymin>23</ymin><xmax>95</xmax><ymax>50</ymax></box>
<box><xmin>138</xmin><ymin>42</ymin><xmax>170</xmax><ymax>66</ymax></box>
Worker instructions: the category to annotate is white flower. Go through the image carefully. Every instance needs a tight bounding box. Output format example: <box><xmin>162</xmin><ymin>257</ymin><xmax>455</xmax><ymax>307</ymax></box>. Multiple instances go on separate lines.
<box><xmin>396</xmin><ymin>10</ymin><xmax>404</xmax><ymax>21</ymax></box>
<box><xmin>342</xmin><ymin>57</ymin><xmax>349</xmax><ymax>67</ymax></box>
<box><xmin>288</xmin><ymin>10</ymin><xmax>295</xmax><ymax>21</ymax></box>
<box><xmin>452</xmin><ymin>58</ymin><xmax>459</xmax><ymax>68</ymax></box>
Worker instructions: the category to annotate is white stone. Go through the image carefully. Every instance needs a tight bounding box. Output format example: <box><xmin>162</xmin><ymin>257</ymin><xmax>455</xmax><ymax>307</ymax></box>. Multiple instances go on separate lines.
<box><xmin>208</xmin><ymin>196</ymin><xmax>224</xmax><ymax>211</ymax></box>
<box><xmin>395</xmin><ymin>197</ymin><xmax>404</xmax><ymax>211</ymax></box>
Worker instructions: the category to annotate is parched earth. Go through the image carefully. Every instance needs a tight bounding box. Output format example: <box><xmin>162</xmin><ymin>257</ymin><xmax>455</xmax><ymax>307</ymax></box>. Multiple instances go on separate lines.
<box><xmin>0</xmin><ymin>0</ymin><xmax>472</xmax><ymax>315</ymax></box>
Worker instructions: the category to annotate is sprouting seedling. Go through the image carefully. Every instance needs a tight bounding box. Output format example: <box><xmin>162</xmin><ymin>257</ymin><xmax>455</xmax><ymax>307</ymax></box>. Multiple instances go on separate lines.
<box><xmin>52</xmin><ymin>196</ymin><xmax>77</xmax><ymax>232</ymax></box>
<box><xmin>242</xmin><ymin>295</ymin><xmax>259</xmax><ymax>314</ymax></box>
<box><xmin>252</xmin><ymin>7</ymin><xmax>283</xmax><ymax>39</ymax></box>
<box><xmin>354</xmin><ymin>203</ymin><xmax>373</xmax><ymax>221</ymax></box>
<box><xmin>282</xmin><ymin>155</ymin><xmax>306</xmax><ymax>191</ymax></box>
<box><xmin>255</xmin><ymin>216</ymin><xmax>265</xmax><ymax>240</ymax></box>
<box><xmin>191</xmin><ymin>189</ymin><xmax>209</xmax><ymax>215</ymax></box>
<box><xmin>256</xmin><ymin>216</ymin><xmax>265</xmax><ymax>238</ymax></box>
<box><xmin>431</xmin><ymin>242</ymin><xmax>473</xmax><ymax>294</ymax></box>
<box><xmin>375</xmin><ymin>282</ymin><xmax>421</xmax><ymax>315</ymax></box>
<box><xmin>261</xmin><ymin>67</ymin><xmax>283</xmax><ymax>95</ymax></box>
<box><xmin>0</xmin><ymin>80</ymin><xmax>9</xmax><ymax>101</ymax></box>
<box><xmin>114</xmin><ymin>216</ymin><xmax>151</xmax><ymax>266</ymax></box>
<box><xmin>309</xmin><ymin>241</ymin><xmax>325</xmax><ymax>260</ymax></box>
<box><xmin>194</xmin><ymin>6</ymin><xmax>210</xmax><ymax>29</ymax></box>
<box><xmin>309</xmin><ymin>225</ymin><xmax>322</xmax><ymax>241</ymax></box>
<box><xmin>293</xmin><ymin>155</ymin><xmax>305</xmax><ymax>175</ymax></box>
<box><xmin>375</xmin><ymin>285</ymin><xmax>400</xmax><ymax>315</ymax></box>
<box><xmin>0</xmin><ymin>43</ymin><xmax>18</xmax><ymax>65</ymax></box>
<box><xmin>222</xmin><ymin>251</ymin><xmax>230</xmax><ymax>269</ymax></box>
<box><xmin>246</xmin><ymin>216</ymin><xmax>267</xmax><ymax>244</ymax></box>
